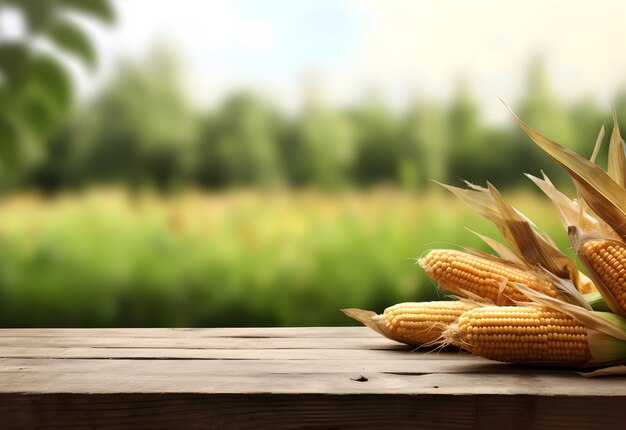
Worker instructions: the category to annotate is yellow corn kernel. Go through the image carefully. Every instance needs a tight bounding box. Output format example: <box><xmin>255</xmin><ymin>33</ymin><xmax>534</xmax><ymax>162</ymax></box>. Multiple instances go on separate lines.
<box><xmin>447</xmin><ymin>306</ymin><xmax>591</xmax><ymax>365</ymax></box>
<box><xmin>580</xmin><ymin>240</ymin><xmax>626</xmax><ymax>313</ymax></box>
<box><xmin>376</xmin><ymin>301</ymin><xmax>477</xmax><ymax>345</ymax></box>
<box><xmin>342</xmin><ymin>301</ymin><xmax>476</xmax><ymax>346</ymax></box>
<box><xmin>419</xmin><ymin>249</ymin><xmax>558</xmax><ymax>305</ymax></box>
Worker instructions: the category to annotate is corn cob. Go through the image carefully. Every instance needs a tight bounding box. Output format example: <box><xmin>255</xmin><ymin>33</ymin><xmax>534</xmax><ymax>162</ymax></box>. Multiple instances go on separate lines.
<box><xmin>419</xmin><ymin>249</ymin><xmax>558</xmax><ymax>305</ymax></box>
<box><xmin>342</xmin><ymin>301</ymin><xmax>476</xmax><ymax>346</ymax></box>
<box><xmin>579</xmin><ymin>239</ymin><xmax>626</xmax><ymax>314</ymax></box>
<box><xmin>445</xmin><ymin>306</ymin><xmax>591</xmax><ymax>365</ymax></box>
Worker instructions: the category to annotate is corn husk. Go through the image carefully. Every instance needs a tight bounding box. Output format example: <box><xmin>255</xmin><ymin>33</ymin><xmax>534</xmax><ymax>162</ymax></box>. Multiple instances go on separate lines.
<box><xmin>441</xmin><ymin>283</ymin><xmax>626</xmax><ymax>368</ymax></box>
<box><xmin>511</xmin><ymin>106</ymin><xmax>626</xmax><ymax>243</ymax></box>
<box><xmin>341</xmin><ymin>301</ymin><xmax>477</xmax><ymax>346</ymax></box>
<box><xmin>510</xmin><ymin>105</ymin><xmax>626</xmax><ymax>313</ymax></box>
<box><xmin>340</xmin><ymin>308</ymin><xmax>407</xmax><ymax>343</ymax></box>
<box><xmin>525</xmin><ymin>172</ymin><xmax>613</xmax><ymax>239</ymax></box>
<box><xmin>581</xmin><ymin>365</ymin><xmax>626</xmax><ymax>377</ymax></box>
<box><xmin>439</xmin><ymin>180</ymin><xmax>593</xmax><ymax>294</ymax></box>
<box><xmin>569</xmin><ymin>227</ymin><xmax>626</xmax><ymax>317</ymax></box>
<box><xmin>512</xmin><ymin>284</ymin><xmax>626</xmax><ymax>367</ymax></box>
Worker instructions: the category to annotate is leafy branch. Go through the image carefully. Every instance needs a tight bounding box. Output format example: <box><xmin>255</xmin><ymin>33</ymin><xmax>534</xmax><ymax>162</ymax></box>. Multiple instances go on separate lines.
<box><xmin>0</xmin><ymin>0</ymin><xmax>114</xmax><ymax>181</ymax></box>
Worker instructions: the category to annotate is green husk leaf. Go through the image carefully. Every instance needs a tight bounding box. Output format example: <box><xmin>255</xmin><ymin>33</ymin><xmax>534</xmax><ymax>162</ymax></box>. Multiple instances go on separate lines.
<box><xmin>569</xmin><ymin>226</ymin><xmax>626</xmax><ymax>317</ymax></box>
<box><xmin>586</xmin><ymin>329</ymin><xmax>626</xmax><ymax>365</ymax></box>
<box><xmin>607</xmin><ymin>108</ymin><xmax>626</xmax><ymax>187</ymax></box>
<box><xmin>508</xmin><ymin>105</ymin><xmax>626</xmax><ymax>242</ymax></box>
<box><xmin>585</xmin><ymin>292</ymin><xmax>611</xmax><ymax>312</ymax></box>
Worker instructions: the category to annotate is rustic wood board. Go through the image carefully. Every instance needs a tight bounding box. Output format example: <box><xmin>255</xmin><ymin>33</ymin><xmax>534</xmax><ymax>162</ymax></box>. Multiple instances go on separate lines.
<box><xmin>1</xmin><ymin>327</ymin><xmax>625</xmax><ymax>429</ymax></box>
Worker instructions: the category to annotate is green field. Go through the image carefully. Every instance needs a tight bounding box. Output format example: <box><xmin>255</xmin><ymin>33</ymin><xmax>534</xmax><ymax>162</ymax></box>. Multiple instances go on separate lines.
<box><xmin>0</xmin><ymin>188</ymin><xmax>571</xmax><ymax>327</ymax></box>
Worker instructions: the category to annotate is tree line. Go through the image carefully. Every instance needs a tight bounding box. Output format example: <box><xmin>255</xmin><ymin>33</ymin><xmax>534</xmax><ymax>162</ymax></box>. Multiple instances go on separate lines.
<box><xmin>23</xmin><ymin>52</ymin><xmax>625</xmax><ymax>192</ymax></box>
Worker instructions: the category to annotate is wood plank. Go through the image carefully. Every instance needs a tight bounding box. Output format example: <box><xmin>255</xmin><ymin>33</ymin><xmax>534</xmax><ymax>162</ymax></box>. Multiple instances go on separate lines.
<box><xmin>2</xmin><ymin>327</ymin><xmax>625</xmax><ymax>429</ymax></box>
<box><xmin>1</xmin><ymin>364</ymin><xmax>622</xmax><ymax>396</ymax></box>
<box><xmin>0</xmin><ymin>335</ymin><xmax>410</xmax><ymax>349</ymax></box>
<box><xmin>0</xmin><ymin>346</ymin><xmax>474</xmax><ymax>360</ymax></box>
<box><xmin>0</xmin><ymin>356</ymin><xmax>499</xmax><ymax>376</ymax></box>
<box><xmin>2</xmin><ymin>393</ymin><xmax>625</xmax><ymax>430</ymax></box>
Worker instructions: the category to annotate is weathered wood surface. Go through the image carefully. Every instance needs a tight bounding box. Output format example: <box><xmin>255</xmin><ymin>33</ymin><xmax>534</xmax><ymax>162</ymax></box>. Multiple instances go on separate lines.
<box><xmin>1</xmin><ymin>327</ymin><xmax>625</xmax><ymax>429</ymax></box>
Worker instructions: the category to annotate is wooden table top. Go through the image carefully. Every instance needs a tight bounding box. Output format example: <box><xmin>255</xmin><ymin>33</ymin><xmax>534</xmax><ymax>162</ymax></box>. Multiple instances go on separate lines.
<box><xmin>1</xmin><ymin>327</ymin><xmax>625</xmax><ymax>429</ymax></box>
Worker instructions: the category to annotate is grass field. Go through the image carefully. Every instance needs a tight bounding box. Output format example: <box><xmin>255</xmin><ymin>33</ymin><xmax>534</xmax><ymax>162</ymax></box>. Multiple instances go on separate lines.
<box><xmin>0</xmin><ymin>188</ymin><xmax>571</xmax><ymax>327</ymax></box>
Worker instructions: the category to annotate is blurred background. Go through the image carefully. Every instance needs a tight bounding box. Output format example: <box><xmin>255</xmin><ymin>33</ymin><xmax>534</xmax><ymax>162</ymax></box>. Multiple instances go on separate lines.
<box><xmin>0</xmin><ymin>0</ymin><xmax>624</xmax><ymax>327</ymax></box>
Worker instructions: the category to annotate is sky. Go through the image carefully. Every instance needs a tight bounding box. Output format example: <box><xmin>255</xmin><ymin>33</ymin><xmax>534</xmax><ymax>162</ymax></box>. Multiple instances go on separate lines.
<box><xmin>72</xmin><ymin>0</ymin><xmax>626</xmax><ymax>122</ymax></box>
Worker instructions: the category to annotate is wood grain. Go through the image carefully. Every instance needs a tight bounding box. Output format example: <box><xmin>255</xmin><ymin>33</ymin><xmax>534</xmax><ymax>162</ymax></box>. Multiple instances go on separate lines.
<box><xmin>0</xmin><ymin>335</ymin><xmax>412</xmax><ymax>349</ymax></box>
<box><xmin>2</xmin><ymin>394</ymin><xmax>625</xmax><ymax>430</ymax></box>
<box><xmin>1</xmin><ymin>327</ymin><xmax>624</xmax><ymax>429</ymax></box>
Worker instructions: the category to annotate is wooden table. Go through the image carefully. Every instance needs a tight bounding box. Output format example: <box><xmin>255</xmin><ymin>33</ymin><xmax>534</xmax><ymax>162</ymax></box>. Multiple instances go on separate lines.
<box><xmin>1</xmin><ymin>327</ymin><xmax>625</xmax><ymax>429</ymax></box>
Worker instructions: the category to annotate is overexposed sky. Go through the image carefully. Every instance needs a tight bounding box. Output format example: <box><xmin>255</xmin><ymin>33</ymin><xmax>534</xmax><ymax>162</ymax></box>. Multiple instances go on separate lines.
<box><xmin>76</xmin><ymin>0</ymin><xmax>626</xmax><ymax>122</ymax></box>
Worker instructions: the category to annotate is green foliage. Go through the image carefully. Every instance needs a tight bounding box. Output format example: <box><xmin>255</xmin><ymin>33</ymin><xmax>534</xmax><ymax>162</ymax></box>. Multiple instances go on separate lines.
<box><xmin>198</xmin><ymin>94</ymin><xmax>283</xmax><ymax>187</ymax></box>
<box><xmin>48</xmin><ymin>19</ymin><xmax>96</xmax><ymax>68</ymax></box>
<box><xmin>56</xmin><ymin>48</ymin><xmax>196</xmax><ymax>189</ymax></box>
<box><xmin>3</xmin><ymin>0</ymin><xmax>55</xmax><ymax>33</ymax></box>
<box><xmin>0</xmin><ymin>190</ymin><xmax>568</xmax><ymax>327</ymax></box>
<box><xmin>0</xmin><ymin>116</ymin><xmax>20</xmax><ymax>170</ymax></box>
<box><xmin>29</xmin><ymin>55</ymin><xmax>72</xmax><ymax>112</ymax></box>
<box><xmin>401</xmin><ymin>100</ymin><xmax>448</xmax><ymax>189</ymax></box>
<box><xmin>284</xmin><ymin>102</ymin><xmax>356</xmax><ymax>189</ymax></box>
<box><xmin>512</xmin><ymin>58</ymin><xmax>577</xmax><ymax>187</ymax></box>
<box><xmin>0</xmin><ymin>43</ymin><xmax>29</xmax><ymax>90</ymax></box>
<box><xmin>0</xmin><ymin>0</ymin><xmax>113</xmax><ymax>183</ymax></box>
<box><xmin>25</xmin><ymin>54</ymin><xmax>617</xmax><ymax>193</ymax></box>
<box><xmin>351</xmin><ymin>96</ymin><xmax>401</xmax><ymax>185</ymax></box>
<box><xmin>58</xmin><ymin>0</ymin><xmax>115</xmax><ymax>23</ymax></box>
<box><xmin>447</xmin><ymin>82</ymin><xmax>489</xmax><ymax>184</ymax></box>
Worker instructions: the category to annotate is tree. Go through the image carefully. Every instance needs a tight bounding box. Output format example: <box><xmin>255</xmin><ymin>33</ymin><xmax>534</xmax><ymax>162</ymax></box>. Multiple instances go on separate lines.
<box><xmin>514</xmin><ymin>58</ymin><xmax>575</xmax><ymax>186</ymax></box>
<box><xmin>445</xmin><ymin>81</ymin><xmax>519</xmax><ymax>186</ymax></box>
<box><xmin>31</xmin><ymin>46</ymin><xmax>197</xmax><ymax>189</ymax></box>
<box><xmin>400</xmin><ymin>98</ymin><xmax>448</xmax><ymax>189</ymax></box>
<box><xmin>569</xmin><ymin>97</ymin><xmax>607</xmax><ymax>162</ymax></box>
<box><xmin>0</xmin><ymin>0</ymin><xmax>114</xmax><ymax>184</ymax></box>
<box><xmin>197</xmin><ymin>93</ymin><xmax>283</xmax><ymax>187</ymax></box>
<box><xmin>284</xmin><ymin>99</ymin><xmax>356</xmax><ymax>189</ymax></box>
<box><xmin>350</xmin><ymin>94</ymin><xmax>400</xmax><ymax>186</ymax></box>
